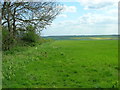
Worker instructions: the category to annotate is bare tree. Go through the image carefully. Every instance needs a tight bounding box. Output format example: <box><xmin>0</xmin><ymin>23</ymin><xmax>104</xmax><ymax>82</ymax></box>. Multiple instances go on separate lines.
<box><xmin>1</xmin><ymin>0</ymin><xmax>63</xmax><ymax>50</ymax></box>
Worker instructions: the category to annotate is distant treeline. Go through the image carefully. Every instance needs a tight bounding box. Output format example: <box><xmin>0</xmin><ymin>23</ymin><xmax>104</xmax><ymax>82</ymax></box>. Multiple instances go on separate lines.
<box><xmin>43</xmin><ymin>35</ymin><xmax>119</xmax><ymax>40</ymax></box>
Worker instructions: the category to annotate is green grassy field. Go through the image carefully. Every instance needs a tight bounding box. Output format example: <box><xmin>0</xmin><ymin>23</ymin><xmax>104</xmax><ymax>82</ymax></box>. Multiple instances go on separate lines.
<box><xmin>2</xmin><ymin>40</ymin><xmax>118</xmax><ymax>88</ymax></box>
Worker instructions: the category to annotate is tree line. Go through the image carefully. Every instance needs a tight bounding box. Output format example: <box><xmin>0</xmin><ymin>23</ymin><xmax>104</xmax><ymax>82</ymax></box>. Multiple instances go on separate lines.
<box><xmin>1</xmin><ymin>0</ymin><xmax>63</xmax><ymax>50</ymax></box>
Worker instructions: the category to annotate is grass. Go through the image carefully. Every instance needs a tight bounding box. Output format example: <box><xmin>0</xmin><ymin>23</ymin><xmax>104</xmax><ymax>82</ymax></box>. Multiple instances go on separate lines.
<box><xmin>70</xmin><ymin>37</ymin><xmax>114</xmax><ymax>40</ymax></box>
<box><xmin>2</xmin><ymin>40</ymin><xmax>118</xmax><ymax>88</ymax></box>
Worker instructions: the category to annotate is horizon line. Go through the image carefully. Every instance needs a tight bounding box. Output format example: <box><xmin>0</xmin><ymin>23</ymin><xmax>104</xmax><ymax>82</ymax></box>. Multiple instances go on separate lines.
<box><xmin>41</xmin><ymin>34</ymin><xmax>119</xmax><ymax>37</ymax></box>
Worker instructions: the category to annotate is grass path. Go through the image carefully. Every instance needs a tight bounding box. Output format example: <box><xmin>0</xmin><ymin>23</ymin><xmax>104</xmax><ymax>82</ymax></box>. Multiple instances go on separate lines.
<box><xmin>2</xmin><ymin>40</ymin><xmax>118</xmax><ymax>88</ymax></box>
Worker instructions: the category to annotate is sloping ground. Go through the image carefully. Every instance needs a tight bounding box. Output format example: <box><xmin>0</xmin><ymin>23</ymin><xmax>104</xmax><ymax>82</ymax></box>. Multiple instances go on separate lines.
<box><xmin>2</xmin><ymin>40</ymin><xmax>118</xmax><ymax>88</ymax></box>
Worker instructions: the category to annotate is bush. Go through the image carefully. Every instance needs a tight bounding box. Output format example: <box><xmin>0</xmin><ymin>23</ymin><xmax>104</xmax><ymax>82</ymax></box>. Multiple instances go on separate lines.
<box><xmin>2</xmin><ymin>25</ymin><xmax>51</xmax><ymax>51</ymax></box>
<box><xmin>2</xmin><ymin>27</ymin><xmax>10</xmax><ymax>50</ymax></box>
<box><xmin>2</xmin><ymin>27</ymin><xmax>17</xmax><ymax>51</ymax></box>
<box><xmin>21</xmin><ymin>25</ymin><xmax>41</xmax><ymax>46</ymax></box>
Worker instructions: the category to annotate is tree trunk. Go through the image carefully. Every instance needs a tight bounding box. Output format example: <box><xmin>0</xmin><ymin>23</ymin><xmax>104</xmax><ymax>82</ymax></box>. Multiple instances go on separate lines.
<box><xmin>12</xmin><ymin>7</ymin><xmax>17</xmax><ymax>42</ymax></box>
<box><xmin>6</xmin><ymin>2</ymin><xmax>12</xmax><ymax>50</ymax></box>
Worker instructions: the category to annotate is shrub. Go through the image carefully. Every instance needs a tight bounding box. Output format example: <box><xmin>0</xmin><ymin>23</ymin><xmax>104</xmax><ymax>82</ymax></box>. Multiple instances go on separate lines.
<box><xmin>21</xmin><ymin>25</ymin><xmax>41</xmax><ymax>45</ymax></box>
<box><xmin>2</xmin><ymin>27</ymin><xmax>16</xmax><ymax>50</ymax></box>
<box><xmin>2</xmin><ymin>27</ymin><xmax>10</xmax><ymax>50</ymax></box>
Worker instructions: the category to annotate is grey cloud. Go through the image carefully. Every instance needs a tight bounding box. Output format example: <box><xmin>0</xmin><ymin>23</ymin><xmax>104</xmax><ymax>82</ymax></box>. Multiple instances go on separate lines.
<box><xmin>86</xmin><ymin>2</ymin><xmax>114</xmax><ymax>9</ymax></box>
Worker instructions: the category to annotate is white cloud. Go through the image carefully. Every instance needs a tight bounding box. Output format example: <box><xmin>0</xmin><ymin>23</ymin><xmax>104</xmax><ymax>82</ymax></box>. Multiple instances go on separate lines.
<box><xmin>42</xmin><ymin>23</ymin><xmax>118</xmax><ymax>36</ymax></box>
<box><xmin>41</xmin><ymin>12</ymin><xmax>118</xmax><ymax>36</ymax></box>
<box><xmin>54</xmin><ymin>13</ymin><xmax>117</xmax><ymax>26</ymax></box>
<box><xmin>63</xmin><ymin>5</ymin><xmax>77</xmax><ymax>13</ymax></box>
<box><xmin>78</xmin><ymin>0</ymin><xmax>118</xmax><ymax>4</ymax></box>
<box><xmin>107</xmin><ymin>8</ymin><xmax>118</xmax><ymax>14</ymax></box>
<box><xmin>41</xmin><ymin>0</ymin><xmax>118</xmax><ymax>36</ymax></box>
<box><xmin>78</xmin><ymin>13</ymin><xmax>117</xmax><ymax>25</ymax></box>
<box><xmin>78</xmin><ymin>0</ymin><xmax>118</xmax><ymax>10</ymax></box>
<box><xmin>57</xmin><ymin>14</ymin><xmax>67</xmax><ymax>18</ymax></box>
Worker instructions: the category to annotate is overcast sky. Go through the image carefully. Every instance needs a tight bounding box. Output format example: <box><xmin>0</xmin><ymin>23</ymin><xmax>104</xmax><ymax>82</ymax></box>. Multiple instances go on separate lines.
<box><xmin>41</xmin><ymin>0</ymin><xmax>118</xmax><ymax>36</ymax></box>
